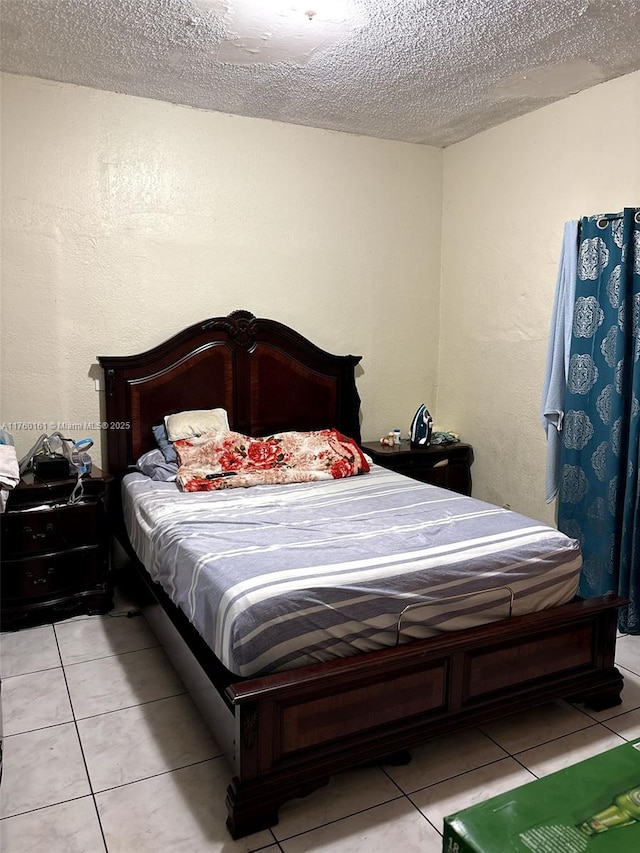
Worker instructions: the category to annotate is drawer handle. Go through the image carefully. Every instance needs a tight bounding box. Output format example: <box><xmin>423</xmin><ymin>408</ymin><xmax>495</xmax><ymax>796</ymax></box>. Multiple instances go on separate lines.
<box><xmin>430</xmin><ymin>459</ymin><xmax>449</xmax><ymax>468</ymax></box>
<box><xmin>25</xmin><ymin>568</ymin><xmax>56</xmax><ymax>585</ymax></box>
<box><xmin>23</xmin><ymin>523</ymin><xmax>55</xmax><ymax>540</ymax></box>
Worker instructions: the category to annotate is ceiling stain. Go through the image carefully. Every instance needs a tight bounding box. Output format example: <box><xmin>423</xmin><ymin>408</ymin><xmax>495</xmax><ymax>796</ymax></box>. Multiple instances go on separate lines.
<box><xmin>1</xmin><ymin>0</ymin><xmax>639</xmax><ymax>146</ymax></box>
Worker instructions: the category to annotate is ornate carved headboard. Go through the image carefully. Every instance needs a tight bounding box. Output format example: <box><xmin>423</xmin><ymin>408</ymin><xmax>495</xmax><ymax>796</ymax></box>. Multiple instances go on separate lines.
<box><xmin>98</xmin><ymin>310</ymin><xmax>362</xmax><ymax>478</ymax></box>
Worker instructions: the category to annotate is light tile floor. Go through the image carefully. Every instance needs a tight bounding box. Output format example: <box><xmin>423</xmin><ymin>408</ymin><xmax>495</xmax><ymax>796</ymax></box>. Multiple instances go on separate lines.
<box><xmin>1</xmin><ymin>590</ymin><xmax>639</xmax><ymax>853</ymax></box>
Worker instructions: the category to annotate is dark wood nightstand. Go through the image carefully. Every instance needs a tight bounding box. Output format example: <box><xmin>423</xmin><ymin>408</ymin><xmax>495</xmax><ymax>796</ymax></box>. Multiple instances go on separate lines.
<box><xmin>1</xmin><ymin>468</ymin><xmax>114</xmax><ymax>629</ymax></box>
<box><xmin>361</xmin><ymin>440</ymin><xmax>474</xmax><ymax>495</ymax></box>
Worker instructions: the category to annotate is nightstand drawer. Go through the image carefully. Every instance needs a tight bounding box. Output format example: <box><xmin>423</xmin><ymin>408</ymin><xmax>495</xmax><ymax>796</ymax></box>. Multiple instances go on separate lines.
<box><xmin>1</xmin><ymin>501</ymin><xmax>100</xmax><ymax>557</ymax></box>
<box><xmin>387</xmin><ymin>454</ymin><xmax>447</xmax><ymax>473</ymax></box>
<box><xmin>1</xmin><ymin>547</ymin><xmax>104</xmax><ymax>602</ymax></box>
<box><xmin>412</xmin><ymin>462</ymin><xmax>450</xmax><ymax>489</ymax></box>
<box><xmin>361</xmin><ymin>441</ymin><xmax>473</xmax><ymax>495</ymax></box>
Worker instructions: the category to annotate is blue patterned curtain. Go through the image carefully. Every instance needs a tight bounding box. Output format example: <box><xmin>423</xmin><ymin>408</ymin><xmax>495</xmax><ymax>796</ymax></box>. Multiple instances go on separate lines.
<box><xmin>558</xmin><ymin>208</ymin><xmax>640</xmax><ymax>634</ymax></box>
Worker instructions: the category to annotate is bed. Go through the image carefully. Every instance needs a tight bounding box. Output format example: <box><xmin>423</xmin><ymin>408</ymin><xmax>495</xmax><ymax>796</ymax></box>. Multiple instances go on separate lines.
<box><xmin>98</xmin><ymin>309</ymin><xmax>624</xmax><ymax>839</ymax></box>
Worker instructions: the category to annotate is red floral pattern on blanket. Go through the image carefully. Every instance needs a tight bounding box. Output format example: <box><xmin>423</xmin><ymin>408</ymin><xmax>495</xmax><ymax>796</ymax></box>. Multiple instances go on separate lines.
<box><xmin>174</xmin><ymin>429</ymin><xmax>370</xmax><ymax>491</ymax></box>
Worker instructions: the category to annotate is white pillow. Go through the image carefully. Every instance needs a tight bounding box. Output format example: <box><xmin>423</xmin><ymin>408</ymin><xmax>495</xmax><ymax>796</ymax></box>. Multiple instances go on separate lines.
<box><xmin>164</xmin><ymin>408</ymin><xmax>230</xmax><ymax>441</ymax></box>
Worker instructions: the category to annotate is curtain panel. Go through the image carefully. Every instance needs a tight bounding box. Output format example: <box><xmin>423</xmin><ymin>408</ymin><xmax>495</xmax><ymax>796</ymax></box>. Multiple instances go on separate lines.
<box><xmin>557</xmin><ymin>208</ymin><xmax>640</xmax><ymax>634</ymax></box>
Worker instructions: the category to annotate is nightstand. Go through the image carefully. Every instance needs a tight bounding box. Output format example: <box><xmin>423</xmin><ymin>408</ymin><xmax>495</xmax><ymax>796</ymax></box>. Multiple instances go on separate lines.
<box><xmin>1</xmin><ymin>468</ymin><xmax>114</xmax><ymax>629</ymax></box>
<box><xmin>361</xmin><ymin>441</ymin><xmax>474</xmax><ymax>495</ymax></box>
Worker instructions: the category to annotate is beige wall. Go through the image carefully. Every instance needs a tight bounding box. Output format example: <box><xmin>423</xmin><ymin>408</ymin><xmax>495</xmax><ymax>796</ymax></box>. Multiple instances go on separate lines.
<box><xmin>439</xmin><ymin>71</ymin><xmax>640</xmax><ymax>523</ymax></box>
<box><xmin>2</xmin><ymin>70</ymin><xmax>639</xmax><ymax>525</ymax></box>
<box><xmin>0</xmin><ymin>73</ymin><xmax>442</xmax><ymax>464</ymax></box>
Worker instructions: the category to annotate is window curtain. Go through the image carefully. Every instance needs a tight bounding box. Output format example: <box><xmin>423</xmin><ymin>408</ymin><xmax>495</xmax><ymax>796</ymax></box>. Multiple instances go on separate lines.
<box><xmin>557</xmin><ymin>208</ymin><xmax>640</xmax><ymax>634</ymax></box>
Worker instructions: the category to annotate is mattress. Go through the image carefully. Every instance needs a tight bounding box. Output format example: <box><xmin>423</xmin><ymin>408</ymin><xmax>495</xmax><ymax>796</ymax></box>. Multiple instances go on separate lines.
<box><xmin>122</xmin><ymin>464</ymin><xmax>582</xmax><ymax>677</ymax></box>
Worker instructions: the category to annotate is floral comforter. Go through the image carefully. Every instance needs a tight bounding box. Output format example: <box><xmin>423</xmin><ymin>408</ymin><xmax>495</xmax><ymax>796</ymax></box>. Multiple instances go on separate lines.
<box><xmin>175</xmin><ymin>428</ymin><xmax>370</xmax><ymax>491</ymax></box>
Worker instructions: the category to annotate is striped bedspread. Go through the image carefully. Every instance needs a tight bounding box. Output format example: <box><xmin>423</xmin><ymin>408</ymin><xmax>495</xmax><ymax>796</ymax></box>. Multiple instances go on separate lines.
<box><xmin>122</xmin><ymin>465</ymin><xmax>582</xmax><ymax>677</ymax></box>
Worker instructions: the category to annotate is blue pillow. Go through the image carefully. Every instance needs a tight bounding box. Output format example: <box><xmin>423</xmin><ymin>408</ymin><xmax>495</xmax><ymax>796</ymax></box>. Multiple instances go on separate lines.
<box><xmin>136</xmin><ymin>449</ymin><xmax>178</xmax><ymax>482</ymax></box>
<box><xmin>152</xmin><ymin>423</ymin><xmax>178</xmax><ymax>463</ymax></box>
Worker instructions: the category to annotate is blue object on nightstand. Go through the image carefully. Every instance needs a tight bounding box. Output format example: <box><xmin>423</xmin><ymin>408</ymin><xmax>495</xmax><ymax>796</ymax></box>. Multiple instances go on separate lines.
<box><xmin>409</xmin><ymin>404</ymin><xmax>433</xmax><ymax>447</ymax></box>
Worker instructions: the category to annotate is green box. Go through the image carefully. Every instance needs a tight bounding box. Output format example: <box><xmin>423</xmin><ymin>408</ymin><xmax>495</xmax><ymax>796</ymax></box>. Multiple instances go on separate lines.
<box><xmin>443</xmin><ymin>738</ymin><xmax>640</xmax><ymax>853</ymax></box>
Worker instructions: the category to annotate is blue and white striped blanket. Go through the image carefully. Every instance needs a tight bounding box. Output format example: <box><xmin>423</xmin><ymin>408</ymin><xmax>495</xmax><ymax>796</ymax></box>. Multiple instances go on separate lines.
<box><xmin>123</xmin><ymin>465</ymin><xmax>581</xmax><ymax>677</ymax></box>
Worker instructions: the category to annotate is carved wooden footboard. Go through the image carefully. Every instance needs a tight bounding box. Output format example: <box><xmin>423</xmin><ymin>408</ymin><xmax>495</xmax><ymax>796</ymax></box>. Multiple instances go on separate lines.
<box><xmin>223</xmin><ymin>593</ymin><xmax>623</xmax><ymax>837</ymax></box>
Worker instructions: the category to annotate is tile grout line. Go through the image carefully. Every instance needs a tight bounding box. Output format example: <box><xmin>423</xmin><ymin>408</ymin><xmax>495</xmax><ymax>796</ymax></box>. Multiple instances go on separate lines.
<box><xmin>85</xmin><ymin>755</ymin><xmax>228</xmax><ymax>797</ymax></box>
<box><xmin>391</xmin><ymin>788</ymin><xmax>445</xmax><ymax>839</ymax></box>
<box><xmin>272</xmin><ymin>792</ymin><xmax>407</xmax><ymax>844</ymax></box>
<box><xmin>53</xmin><ymin>620</ymin><xmax>110</xmax><ymax>853</ymax></box>
<box><xmin>0</xmin><ymin>792</ymin><xmax>102</xmax><ymax>823</ymax></box>
<box><xmin>60</xmin><ymin>641</ymin><xmax>161</xmax><ymax>668</ymax></box>
<box><xmin>69</xmin><ymin>689</ymin><xmax>190</xmax><ymax>723</ymax></box>
<box><xmin>266</xmin><ymin>829</ymin><xmax>286</xmax><ymax>853</ymax></box>
<box><xmin>404</xmin><ymin>792</ymin><xmax>444</xmax><ymax>838</ymax></box>
<box><xmin>73</xmin><ymin>690</ymin><xmax>199</xmax><ymax>720</ymax></box>
<box><xmin>387</xmin><ymin>751</ymin><xmax>522</xmax><ymax>800</ymax></box>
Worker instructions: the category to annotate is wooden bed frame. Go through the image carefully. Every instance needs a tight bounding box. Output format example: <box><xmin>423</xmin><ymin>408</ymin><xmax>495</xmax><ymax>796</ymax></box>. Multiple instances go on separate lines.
<box><xmin>98</xmin><ymin>309</ymin><xmax>624</xmax><ymax>839</ymax></box>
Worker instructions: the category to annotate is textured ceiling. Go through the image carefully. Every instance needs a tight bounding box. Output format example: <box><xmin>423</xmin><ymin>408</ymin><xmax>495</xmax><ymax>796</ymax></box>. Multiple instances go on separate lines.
<box><xmin>1</xmin><ymin>0</ymin><xmax>640</xmax><ymax>146</ymax></box>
